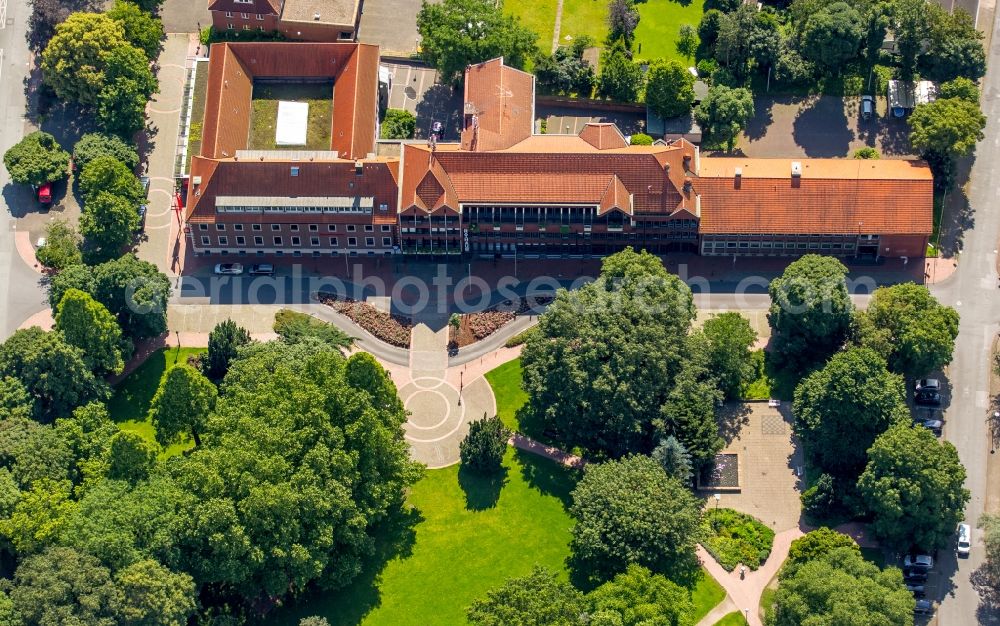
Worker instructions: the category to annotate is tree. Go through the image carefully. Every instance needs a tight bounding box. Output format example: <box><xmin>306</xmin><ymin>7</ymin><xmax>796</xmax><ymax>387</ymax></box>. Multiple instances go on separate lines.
<box><xmin>148</xmin><ymin>364</ymin><xmax>216</xmax><ymax>448</ymax></box>
<box><xmin>800</xmin><ymin>2</ymin><xmax>864</xmax><ymax>72</ymax></box>
<box><xmin>535</xmin><ymin>45</ymin><xmax>596</xmax><ymax>96</ymax></box>
<box><xmin>207</xmin><ymin>319</ymin><xmax>252</xmax><ymax>381</ymax></box>
<box><xmin>891</xmin><ymin>0</ymin><xmax>931</xmax><ymax>77</ymax></box>
<box><xmin>587</xmin><ymin>565</ymin><xmax>695</xmax><ymax>626</ymax></box>
<box><xmin>702</xmin><ymin>312</ymin><xmax>756</xmax><ymax>400</ymax></box>
<box><xmin>786</xmin><ymin>527</ymin><xmax>860</xmax><ymax>567</ymax></box>
<box><xmin>714</xmin><ymin>4</ymin><xmax>756</xmax><ymax>78</ymax></box>
<box><xmin>3</xmin><ymin>130</ymin><xmax>70</xmax><ymax>186</ymax></box>
<box><xmin>748</xmin><ymin>11</ymin><xmax>782</xmax><ymax>69</ymax></box>
<box><xmin>694</xmin><ymin>85</ymin><xmax>754</xmax><ymax>151</ymax></box>
<box><xmin>116</xmin><ymin>559</ymin><xmax>197</xmax><ymax>626</ymax></box>
<box><xmin>48</xmin><ymin>264</ymin><xmax>96</xmax><ymax>310</ymax></box>
<box><xmin>767</xmin><ymin>254</ymin><xmax>853</xmax><ymax>370</ymax></box>
<box><xmin>107</xmin><ymin>431</ymin><xmax>157</xmax><ymax>483</ymax></box>
<box><xmin>272</xmin><ymin>309</ymin><xmax>353</xmax><ymax>349</ymax></box>
<box><xmin>698</xmin><ymin>9</ymin><xmax>724</xmax><ymax>49</ymax></box>
<box><xmin>27</xmin><ymin>0</ymin><xmax>105</xmax><ymax>51</ymax></box>
<box><xmin>460</xmin><ymin>414</ymin><xmax>511</xmax><ymax>473</ymax></box>
<box><xmin>416</xmin><ymin>0</ymin><xmax>539</xmax><ymax>84</ymax></box>
<box><xmin>629</xmin><ymin>133</ymin><xmax>653</xmax><ymax>145</ymax></box>
<box><xmin>598</xmin><ymin>40</ymin><xmax>643</xmax><ymax>102</ymax></box>
<box><xmin>607</xmin><ymin>0</ymin><xmax>639</xmax><ymax>47</ymax></box>
<box><xmin>645</xmin><ymin>59</ymin><xmax>695</xmax><ymax>120</ymax></box>
<box><xmin>659</xmin><ymin>350</ymin><xmax>724</xmax><ymax>468</ymax></box>
<box><xmin>924</xmin><ymin>36</ymin><xmax>986</xmax><ymax>83</ymax></box>
<box><xmin>54</xmin><ymin>288</ymin><xmax>126</xmax><ymax>375</ymax></box>
<box><xmin>853</xmin><ymin>146</ymin><xmax>880</xmax><ymax>159</ymax></box>
<box><xmin>467</xmin><ymin>566</ymin><xmax>586</xmax><ymax>626</ymax></box>
<box><xmin>676</xmin><ymin>24</ymin><xmax>698</xmax><ymax>60</ymax></box>
<box><xmin>910</xmin><ymin>97</ymin><xmax>986</xmax><ymax>158</ymax></box>
<box><xmin>939</xmin><ymin>77</ymin><xmax>980</xmax><ymax>104</ymax></box>
<box><xmin>858</xmin><ymin>423</ymin><xmax>970</xmax><ymax>552</ymax></box>
<box><xmin>521</xmin><ymin>249</ymin><xmax>696</xmax><ymax>457</ymax></box>
<box><xmin>0</xmin><ymin>417</ymin><xmax>74</xmax><ymax>489</ymax></box>
<box><xmin>300</xmin><ymin>618</ymin><xmax>332</xmax><ymax>626</ymax></box>
<box><xmin>0</xmin><ymin>377</ymin><xmax>33</xmax><ymax>421</ymax></box>
<box><xmin>107</xmin><ymin>0</ymin><xmax>164</xmax><ymax>60</ymax></box>
<box><xmin>0</xmin><ymin>327</ymin><xmax>104</xmax><ymax>422</ymax></box>
<box><xmin>169</xmin><ymin>341</ymin><xmax>421</xmax><ymax>601</ymax></box>
<box><xmin>40</xmin><ymin>12</ymin><xmax>129</xmax><ymax>105</ymax></box>
<box><xmin>96</xmin><ymin>45</ymin><xmax>159</xmax><ymax>137</ymax></box>
<box><xmin>859</xmin><ymin>282</ymin><xmax>959</xmax><ymax>379</ymax></box>
<box><xmin>91</xmin><ymin>255</ymin><xmax>172</xmax><ymax>340</ymax></box>
<box><xmin>979</xmin><ymin>513</ymin><xmax>1000</xmax><ymax>591</ymax></box>
<box><xmin>381</xmin><ymin>109</ymin><xmax>417</xmax><ymax>139</ymax></box>
<box><xmin>771</xmin><ymin>547</ymin><xmax>914</xmax><ymax>625</ymax></box>
<box><xmin>0</xmin><ymin>477</ymin><xmax>76</xmax><ymax>553</ymax></box>
<box><xmin>73</xmin><ymin>132</ymin><xmax>140</xmax><ymax>172</ymax></box>
<box><xmin>79</xmin><ymin>156</ymin><xmax>145</xmax><ymax>205</ymax></box>
<box><xmin>793</xmin><ymin>347</ymin><xmax>909</xmax><ymax>479</ymax></box>
<box><xmin>10</xmin><ymin>547</ymin><xmax>123</xmax><ymax>625</ymax></box>
<box><xmin>35</xmin><ymin>219</ymin><xmax>82</xmax><ymax>271</ymax></box>
<box><xmin>569</xmin><ymin>455</ymin><xmax>702</xmax><ymax>583</ymax></box>
<box><xmin>80</xmin><ymin>191</ymin><xmax>140</xmax><ymax>263</ymax></box>
<box><xmin>651</xmin><ymin>436</ymin><xmax>693</xmax><ymax>484</ymax></box>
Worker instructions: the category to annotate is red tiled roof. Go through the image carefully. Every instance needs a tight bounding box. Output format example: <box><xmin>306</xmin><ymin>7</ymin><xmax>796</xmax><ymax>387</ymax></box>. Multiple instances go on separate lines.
<box><xmin>209</xmin><ymin>0</ymin><xmax>281</xmax><ymax>14</ymax></box>
<box><xmin>696</xmin><ymin>158</ymin><xmax>934</xmax><ymax>235</ymax></box>
<box><xmin>599</xmin><ymin>175</ymin><xmax>631</xmax><ymax>215</ymax></box>
<box><xmin>460</xmin><ymin>59</ymin><xmax>534</xmax><ymax>152</ymax></box>
<box><xmin>579</xmin><ymin>123</ymin><xmax>628</xmax><ymax>150</ymax></box>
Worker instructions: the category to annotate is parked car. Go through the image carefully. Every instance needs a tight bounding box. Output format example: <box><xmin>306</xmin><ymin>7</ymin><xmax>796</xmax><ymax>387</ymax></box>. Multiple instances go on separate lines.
<box><xmin>915</xmin><ymin>379</ymin><xmax>940</xmax><ymax>392</ymax></box>
<box><xmin>904</xmin><ymin>554</ymin><xmax>934</xmax><ymax>570</ymax></box>
<box><xmin>914</xmin><ymin>599</ymin><xmax>933</xmax><ymax>615</ymax></box>
<box><xmin>903</xmin><ymin>569</ymin><xmax>929</xmax><ymax>583</ymax></box>
<box><xmin>861</xmin><ymin>95</ymin><xmax>875</xmax><ymax>120</ymax></box>
<box><xmin>248</xmin><ymin>263</ymin><xmax>274</xmax><ymax>276</ymax></box>
<box><xmin>36</xmin><ymin>182</ymin><xmax>52</xmax><ymax>206</ymax></box>
<box><xmin>919</xmin><ymin>419</ymin><xmax>943</xmax><ymax>436</ymax></box>
<box><xmin>957</xmin><ymin>523</ymin><xmax>971</xmax><ymax>557</ymax></box>
<box><xmin>914</xmin><ymin>390</ymin><xmax>941</xmax><ymax>406</ymax></box>
<box><xmin>213</xmin><ymin>263</ymin><xmax>243</xmax><ymax>275</ymax></box>
<box><xmin>905</xmin><ymin>583</ymin><xmax>926</xmax><ymax>597</ymax></box>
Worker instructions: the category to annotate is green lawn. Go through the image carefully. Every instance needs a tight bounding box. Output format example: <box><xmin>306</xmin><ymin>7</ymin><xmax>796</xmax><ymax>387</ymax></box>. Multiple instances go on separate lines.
<box><xmin>504</xmin><ymin>0</ymin><xmax>559</xmax><ymax>52</ymax></box>
<box><xmin>760</xmin><ymin>585</ymin><xmax>777</xmax><ymax>622</ymax></box>
<box><xmin>559</xmin><ymin>0</ymin><xmax>610</xmax><ymax>50</ymax></box>
<box><xmin>714</xmin><ymin>610</ymin><xmax>749</xmax><ymax>625</ymax></box>
<box><xmin>633</xmin><ymin>0</ymin><xmax>705</xmax><ymax>64</ymax></box>
<box><xmin>266</xmin><ymin>448</ymin><xmax>579</xmax><ymax>626</ymax></box>
<box><xmin>484</xmin><ymin>358</ymin><xmax>528</xmax><ymax>433</ymax></box>
<box><xmin>692</xmin><ymin>568</ymin><xmax>727</xmax><ymax>622</ymax></box>
<box><xmin>107</xmin><ymin>347</ymin><xmax>205</xmax><ymax>458</ymax></box>
<box><xmin>248</xmin><ymin>83</ymin><xmax>334</xmax><ymax>151</ymax></box>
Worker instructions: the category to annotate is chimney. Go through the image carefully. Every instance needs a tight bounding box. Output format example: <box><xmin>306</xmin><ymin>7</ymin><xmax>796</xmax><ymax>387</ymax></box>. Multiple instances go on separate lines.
<box><xmin>734</xmin><ymin>167</ymin><xmax>742</xmax><ymax>189</ymax></box>
<box><xmin>355</xmin><ymin>161</ymin><xmax>363</xmax><ymax>176</ymax></box>
<box><xmin>791</xmin><ymin>162</ymin><xmax>802</xmax><ymax>178</ymax></box>
<box><xmin>313</xmin><ymin>12</ymin><xmax>321</xmax><ymax>20</ymax></box>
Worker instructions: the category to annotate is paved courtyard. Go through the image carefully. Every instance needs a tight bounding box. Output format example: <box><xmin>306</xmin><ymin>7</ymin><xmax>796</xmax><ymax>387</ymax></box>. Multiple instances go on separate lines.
<box><xmin>382</xmin><ymin>62</ymin><xmax>462</xmax><ymax>140</ymax></box>
<box><xmin>358</xmin><ymin>0</ymin><xmax>423</xmax><ymax>54</ymax></box>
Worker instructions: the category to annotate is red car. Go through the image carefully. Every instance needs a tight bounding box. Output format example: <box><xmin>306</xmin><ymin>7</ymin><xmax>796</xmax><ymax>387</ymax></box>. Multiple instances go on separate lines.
<box><xmin>37</xmin><ymin>182</ymin><xmax>52</xmax><ymax>206</ymax></box>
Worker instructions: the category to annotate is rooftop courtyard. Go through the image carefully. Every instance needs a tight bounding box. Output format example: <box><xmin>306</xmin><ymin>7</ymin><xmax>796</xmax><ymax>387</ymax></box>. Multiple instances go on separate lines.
<box><xmin>247</xmin><ymin>82</ymin><xmax>334</xmax><ymax>151</ymax></box>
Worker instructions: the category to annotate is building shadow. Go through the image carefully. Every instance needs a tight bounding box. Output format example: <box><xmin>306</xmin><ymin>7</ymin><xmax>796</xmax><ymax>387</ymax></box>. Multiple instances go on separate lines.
<box><xmin>744</xmin><ymin>95</ymin><xmax>778</xmax><ymax>142</ymax></box>
<box><xmin>457</xmin><ymin>464</ymin><xmax>508</xmax><ymax>511</ymax></box>
<box><xmin>792</xmin><ymin>97</ymin><xmax>852</xmax><ymax>157</ymax></box>
<box><xmin>413</xmin><ymin>84</ymin><xmax>462</xmax><ymax>141</ymax></box>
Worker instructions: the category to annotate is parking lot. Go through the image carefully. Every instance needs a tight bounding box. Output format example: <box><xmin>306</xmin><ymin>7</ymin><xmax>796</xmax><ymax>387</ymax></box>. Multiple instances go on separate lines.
<box><xmin>382</xmin><ymin>62</ymin><xmax>462</xmax><ymax>140</ymax></box>
<box><xmin>358</xmin><ymin>0</ymin><xmax>423</xmax><ymax>54</ymax></box>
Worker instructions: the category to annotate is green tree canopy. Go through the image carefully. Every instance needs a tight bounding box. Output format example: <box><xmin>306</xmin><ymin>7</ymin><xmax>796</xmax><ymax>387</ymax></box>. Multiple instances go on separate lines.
<box><xmin>859</xmin><ymin>282</ymin><xmax>959</xmax><ymax>379</ymax></box>
<box><xmin>535</xmin><ymin>44</ymin><xmax>596</xmax><ymax>96</ymax></box>
<box><xmin>588</xmin><ymin>564</ymin><xmax>695</xmax><ymax>626</ymax></box>
<box><xmin>786</xmin><ymin>527</ymin><xmax>860</xmax><ymax>567</ymax></box>
<box><xmin>694</xmin><ymin>85</ymin><xmax>754</xmax><ymax>151</ymax></box>
<box><xmin>73</xmin><ymin>132</ymin><xmax>140</xmax><ymax>171</ymax></box>
<box><xmin>459</xmin><ymin>414</ymin><xmax>511</xmax><ymax>474</ymax></box>
<box><xmin>79</xmin><ymin>191</ymin><xmax>140</xmax><ymax>263</ymax></box>
<box><xmin>793</xmin><ymin>347</ymin><xmax>909</xmax><ymax>479</ymax></box>
<box><xmin>148</xmin><ymin>364</ymin><xmax>216</xmax><ymax>448</ymax></box>
<box><xmin>767</xmin><ymin>254</ymin><xmax>853</xmax><ymax>370</ymax></box>
<box><xmin>771</xmin><ymin>547</ymin><xmax>914</xmax><ymax>625</ymax></box>
<box><xmin>651</xmin><ymin>436</ymin><xmax>693</xmax><ymax>485</ymax></box>
<box><xmin>677</xmin><ymin>24</ymin><xmax>698</xmax><ymax>60</ymax></box>
<box><xmin>79</xmin><ymin>155</ymin><xmax>145</xmax><ymax>205</ymax></box>
<box><xmin>702</xmin><ymin>312</ymin><xmax>757</xmax><ymax>400</ymax></box>
<box><xmin>569</xmin><ymin>455</ymin><xmax>702</xmax><ymax>583</ymax></box>
<box><xmin>521</xmin><ymin>248</ymin><xmax>697</xmax><ymax>457</ymax></box>
<box><xmin>107</xmin><ymin>0</ymin><xmax>164</xmax><ymax>60</ymax></box>
<box><xmin>416</xmin><ymin>0</ymin><xmax>538</xmax><ymax>84</ymax></box>
<box><xmin>96</xmin><ymin>43</ymin><xmax>159</xmax><ymax>137</ymax></box>
<box><xmin>598</xmin><ymin>39</ymin><xmax>644</xmax><ymax>102</ymax></box>
<box><xmin>35</xmin><ymin>219</ymin><xmax>82</xmax><ymax>271</ymax></box>
<box><xmin>40</xmin><ymin>12</ymin><xmax>129</xmax><ymax>106</ymax></box>
<box><xmin>466</xmin><ymin>566</ymin><xmax>586</xmax><ymax>626</ymax></box>
<box><xmin>0</xmin><ymin>328</ymin><xmax>105</xmax><ymax>422</ymax></box>
<box><xmin>858</xmin><ymin>423</ymin><xmax>970</xmax><ymax>552</ymax></box>
<box><xmin>3</xmin><ymin>130</ymin><xmax>70</xmax><ymax>186</ymax></box>
<box><xmin>91</xmin><ymin>255</ymin><xmax>172</xmax><ymax>340</ymax></box>
<box><xmin>55</xmin><ymin>288</ymin><xmax>126</xmax><ymax>375</ymax></box>
<box><xmin>922</xmin><ymin>7</ymin><xmax>985</xmax><ymax>82</ymax></box>
<box><xmin>645</xmin><ymin>59</ymin><xmax>696</xmax><ymax>120</ymax></box>
<box><xmin>909</xmin><ymin>96</ymin><xmax>986</xmax><ymax>158</ymax></box>
<box><xmin>629</xmin><ymin>133</ymin><xmax>653</xmax><ymax>145</ymax></box>
<box><xmin>115</xmin><ymin>559</ymin><xmax>197</xmax><ymax>626</ymax></box>
<box><xmin>853</xmin><ymin>146</ymin><xmax>880</xmax><ymax>159</ymax></box>
<box><xmin>939</xmin><ymin>77</ymin><xmax>980</xmax><ymax>104</ymax></box>
<box><xmin>800</xmin><ymin>2</ymin><xmax>864</xmax><ymax>72</ymax></box>
<box><xmin>658</xmin><ymin>332</ymin><xmax>724</xmax><ymax>468</ymax></box>
<box><xmin>0</xmin><ymin>377</ymin><xmax>33</xmax><ymax>421</ymax></box>
<box><xmin>607</xmin><ymin>0</ymin><xmax>640</xmax><ymax>47</ymax></box>
<box><xmin>106</xmin><ymin>431</ymin><xmax>156</xmax><ymax>483</ymax></box>
<box><xmin>272</xmin><ymin>309</ymin><xmax>353</xmax><ymax>349</ymax></box>
<box><xmin>207</xmin><ymin>319</ymin><xmax>252</xmax><ymax>381</ymax></box>
<box><xmin>380</xmin><ymin>109</ymin><xmax>417</xmax><ymax>140</ymax></box>
<box><xmin>10</xmin><ymin>547</ymin><xmax>123</xmax><ymax>625</ymax></box>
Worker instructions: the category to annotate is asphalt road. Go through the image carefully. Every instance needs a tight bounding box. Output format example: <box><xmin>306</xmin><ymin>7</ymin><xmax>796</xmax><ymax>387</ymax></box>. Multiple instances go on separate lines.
<box><xmin>0</xmin><ymin>0</ymin><xmax>47</xmax><ymax>339</ymax></box>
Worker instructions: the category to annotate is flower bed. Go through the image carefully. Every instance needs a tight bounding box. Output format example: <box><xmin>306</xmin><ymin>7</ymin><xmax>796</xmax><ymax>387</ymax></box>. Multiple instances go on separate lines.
<box><xmin>701</xmin><ymin>508</ymin><xmax>775</xmax><ymax>571</ymax></box>
<box><xmin>469</xmin><ymin>310</ymin><xmax>515</xmax><ymax>340</ymax></box>
<box><xmin>317</xmin><ymin>293</ymin><xmax>412</xmax><ymax>348</ymax></box>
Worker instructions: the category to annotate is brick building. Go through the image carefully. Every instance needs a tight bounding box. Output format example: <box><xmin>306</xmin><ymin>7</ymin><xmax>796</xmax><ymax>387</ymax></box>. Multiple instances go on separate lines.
<box><xmin>185</xmin><ymin>43</ymin><xmax>933</xmax><ymax>261</ymax></box>
<box><xmin>208</xmin><ymin>0</ymin><xmax>360</xmax><ymax>42</ymax></box>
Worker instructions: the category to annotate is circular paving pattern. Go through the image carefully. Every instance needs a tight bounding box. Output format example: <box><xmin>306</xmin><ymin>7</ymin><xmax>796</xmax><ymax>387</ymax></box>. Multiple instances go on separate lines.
<box><xmin>397</xmin><ymin>376</ymin><xmax>493</xmax><ymax>469</ymax></box>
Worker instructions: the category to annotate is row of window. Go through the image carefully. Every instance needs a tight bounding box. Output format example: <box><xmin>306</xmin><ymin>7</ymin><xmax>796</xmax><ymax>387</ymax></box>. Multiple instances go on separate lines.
<box><xmin>223</xmin><ymin>11</ymin><xmax>265</xmax><ymax>19</ymax></box>
<box><xmin>200</xmin><ymin>236</ymin><xmax>393</xmax><ymax>247</ymax></box>
<box><xmin>703</xmin><ymin>241</ymin><xmax>858</xmax><ymax>251</ymax></box>
<box><xmin>227</xmin><ymin>24</ymin><xmax>265</xmax><ymax>31</ymax></box>
<box><xmin>702</xmin><ymin>233</ymin><xmax>877</xmax><ymax>241</ymax></box>
<box><xmin>217</xmin><ymin>206</ymin><xmax>379</xmax><ymax>215</ymax></box>
<box><xmin>197</xmin><ymin>223</ymin><xmax>391</xmax><ymax>233</ymax></box>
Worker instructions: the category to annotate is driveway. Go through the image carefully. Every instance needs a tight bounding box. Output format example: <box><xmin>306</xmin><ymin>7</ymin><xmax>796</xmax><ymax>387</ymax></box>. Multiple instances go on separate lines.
<box><xmin>737</xmin><ymin>95</ymin><xmax>913</xmax><ymax>159</ymax></box>
<box><xmin>161</xmin><ymin>0</ymin><xmax>211</xmax><ymax>34</ymax></box>
<box><xmin>358</xmin><ymin>0</ymin><xmax>423</xmax><ymax>54</ymax></box>
<box><xmin>382</xmin><ymin>61</ymin><xmax>462</xmax><ymax>140</ymax></box>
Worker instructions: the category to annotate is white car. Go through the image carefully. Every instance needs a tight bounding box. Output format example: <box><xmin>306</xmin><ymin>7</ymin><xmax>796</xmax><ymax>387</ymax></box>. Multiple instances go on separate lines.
<box><xmin>213</xmin><ymin>263</ymin><xmax>244</xmax><ymax>275</ymax></box>
<box><xmin>904</xmin><ymin>554</ymin><xmax>934</xmax><ymax>570</ymax></box>
<box><xmin>957</xmin><ymin>523</ymin><xmax>971</xmax><ymax>557</ymax></box>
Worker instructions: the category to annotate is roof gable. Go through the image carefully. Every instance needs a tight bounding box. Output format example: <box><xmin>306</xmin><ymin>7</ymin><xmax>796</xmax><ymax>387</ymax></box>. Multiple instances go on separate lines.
<box><xmin>209</xmin><ymin>0</ymin><xmax>281</xmax><ymax>14</ymax></box>
<box><xmin>579</xmin><ymin>123</ymin><xmax>627</xmax><ymax>150</ymax></box>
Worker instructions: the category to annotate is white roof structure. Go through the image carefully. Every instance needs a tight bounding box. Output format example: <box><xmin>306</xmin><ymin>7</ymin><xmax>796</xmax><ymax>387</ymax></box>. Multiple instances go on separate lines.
<box><xmin>275</xmin><ymin>101</ymin><xmax>310</xmax><ymax>146</ymax></box>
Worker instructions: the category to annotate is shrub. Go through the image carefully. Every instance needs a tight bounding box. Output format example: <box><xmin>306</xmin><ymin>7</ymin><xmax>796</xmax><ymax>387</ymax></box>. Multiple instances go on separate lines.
<box><xmin>73</xmin><ymin>133</ymin><xmax>139</xmax><ymax>172</ymax></box>
<box><xmin>36</xmin><ymin>219</ymin><xmax>82</xmax><ymax>270</ymax></box>
<box><xmin>318</xmin><ymin>294</ymin><xmax>412</xmax><ymax>347</ymax></box>
<box><xmin>701</xmin><ymin>508</ymin><xmax>774</xmax><ymax>571</ymax></box>
<box><xmin>630</xmin><ymin>133</ymin><xmax>654</xmax><ymax>145</ymax></box>
<box><xmin>468</xmin><ymin>311</ymin><xmax>515</xmax><ymax>340</ymax></box>
<box><xmin>381</xmin><ymin>109</ymin><xmax>417</xmax><ymax>140</ymax></box>
<box><xmin>505</xmin><ymin>326</ymin><xmax>540</xmax><ymax>348</ymax></box>
<box><xmin>273</xmin><ymin>309</ymin><xmax>353</xmax><ymax>349</ymax></box>
<box><xmin>460</xmin><ymin>414</ymin><xmax>511</xmax><ymax>473</ymax></box>
<box><xmin>853</xmin><ymin>147</ymin><xmax>880</xmax><ymax>159</ymax></box>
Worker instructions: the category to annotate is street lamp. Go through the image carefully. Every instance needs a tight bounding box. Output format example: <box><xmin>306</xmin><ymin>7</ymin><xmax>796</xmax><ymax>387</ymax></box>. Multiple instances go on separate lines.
<box><xmin>714</xmin><ymin>493</ymin><xmax>721</xmax><ymax>509</ymax></box>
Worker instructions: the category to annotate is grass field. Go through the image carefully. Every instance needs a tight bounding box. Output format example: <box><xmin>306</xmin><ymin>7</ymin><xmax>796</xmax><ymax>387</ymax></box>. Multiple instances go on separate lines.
<box><xmin>634</xmin><ymin>0</ymin><xmax>705</xmax><ymax>64</ymax></box>
<box><xmin>267</xmin><ymin>448</ymin><xmax>579</xmax><ymax>626</ymax></box>
<box><xmin>248</xmin><ymin>83</ymin><xmax>334</xmax><ymax>151</ymax></box>
<box><xmin>504</xmin><ymin>0</ymin><xmax>559</xmax><ymax>52</ymax></box>
<box><xmin>484</xmin><ymin>358</ymin><xmax>528</xmax><ymax>433</ymax></box>
<box><xmin>692</xmin><ymin>569</ymin><xmax>727</xmax><ymax>622</ymax></box>
<box><xmin>107</xmin><ymin>347</ymin><xmax>205</xmax><ymax>458</ymax></box>
<box><xmin>558</xmin><ymin>0</ymin><xmax>610</xmax><ymax>49</ymax></box>
<box><xmin>714</xmin><ymin>611</ymin><xmax>749</xmax><ymax>625</ymax></box>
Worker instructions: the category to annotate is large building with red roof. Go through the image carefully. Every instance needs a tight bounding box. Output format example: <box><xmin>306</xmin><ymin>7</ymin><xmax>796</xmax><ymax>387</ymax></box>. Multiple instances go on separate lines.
<box><xmin>186</xmin><ymin>44</ymin><xmax>933</xmax><ymax>261</ymax></box>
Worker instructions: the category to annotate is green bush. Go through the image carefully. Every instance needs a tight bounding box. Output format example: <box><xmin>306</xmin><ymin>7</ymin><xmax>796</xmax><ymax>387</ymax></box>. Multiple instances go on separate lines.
<box><xmin>630</xmin><ymin>133</ymin><xmax>654</xmax><ymax>145</ymax></box>
<box><xmin>505</xmin><ymin>326</ymin><xmax>540</xmax><ymax>348</ymax></box>
<box><xmin>381</xmin><ymin>109</ymin><xmax>417</xmax><ymax>140</ymax></box>
<box><xmin>701</xmin><ymin>508</ymin><xmax>774</xmax><ymax>571</ymax></box>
